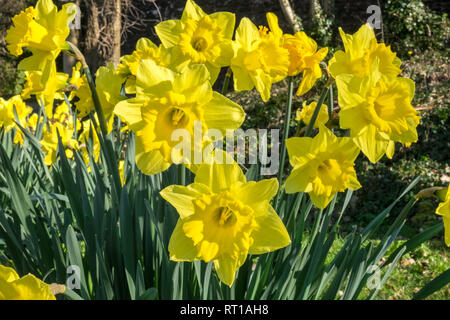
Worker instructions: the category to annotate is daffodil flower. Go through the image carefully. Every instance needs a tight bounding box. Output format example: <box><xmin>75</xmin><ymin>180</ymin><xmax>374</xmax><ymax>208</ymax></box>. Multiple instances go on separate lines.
<box><xmin>0</xmin><ymin>95</ymin><xmax>33</xmax><ymax>146</ymax></box>
<box><xmin>335</xmin><ymin>71</ymin><xmax>420</xmax><ymax>163</ymax></box>
<box><xmin>5</xmin><ymin>0</ymin><xmax>76</xmax><ymax>83</ymax></box>
<box><xmin>41</xmin><ymin>121</ymin><xmax>78</xmax><ymax>166</ymax></box>
<box><xmin>116</xmin><ymin>38</ymin><xmax>187</xmax><ymax>94</ymax></box>
<box><xmin>285</xmin><ymin>124</ymin><xmax>361</xmax><ymax>209</ymax></box>
<box><xmin>160</xmin><ymin>156</ymin><xmax>290</xmax><ymax>286</ymax></box>
<box><xmin>78</xmin><ymin>119</ymin><xmax>101</xmax><ymax>170</ymax></box>
<box><xmin>230</xmin><ymin>13</ymin><xmax>289</xmax><ymax>102</ymax></box>
<box><xmin>155</xmin><ymin>0</ymin><xmax>235</xmax><ymax>83</ymax></box>
<box><xmin>283</xmin><ymin>32</ymin><xmax>328</xmax><ymax>95</ymax></box>
<box><xmin>436</xmin><ymin>187</ymin><xmax>450</xmax><ymax>246</ymax></box>
<box><xmin>295</xmin><ymin>101</ymin><xmax>329</xmax><ymax>127</ymax></box>
<box><xmin>21</xmin><ymin>61</ymin><xmax>68</xmax><ymax>118</ymax></box>
<box><xmin>71</xmin><ymin>63</ymin><xmax>124</xmax><ymax>129</ymax></box>
<box><xmin>114</xmin><ymin>60</ymin><xmax>245</xmax><ymax>175</ymax></box>
<box><xmin>0</xmin><ymin>96</ymin><xmax>32</xmax><ymax>134</ymax></box>
<box><xmin>328</xmin><ymin>24</ymin><xmax>402</xmax><ymax>80</ymax></box>
<box><xmin>0</xmin><ymin>265</ymin><xmax>56</xmax><ymax>300</ymax></box>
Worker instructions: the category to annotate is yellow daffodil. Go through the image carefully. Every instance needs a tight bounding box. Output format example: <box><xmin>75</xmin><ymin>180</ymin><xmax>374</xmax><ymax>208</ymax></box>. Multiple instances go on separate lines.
<box><xmin>21</xmin><ymin>61</ymin><xmax>68</xmax><ymax>117</ymax></box>
<box><xmin>26</xmin><ymin>113</ymin><xmax>42</xmax><ymax>131</ymax></box>
<box><xmin>328</xmin><ymin>24</ymin><xmax>402</xmax><ymax>80</ymax></box>
<box><xmin>118</xmin><ymin>160</ymin><xmax>125</xmax><ymax>186</ymax></box>
<box><xmin>116</xmin><ymin>38</ymin><xmax>185</xmax><ymax>94</ymax></box>
<box><xmin>72</xmin><ymin>63</ymin><xmax>124</xmax><ymax>129</ymax></box>
<box><xmin>78</xmin><ymin>119</ymin><xmax>101</xmax><ymax>169</ymax></box>
<box><xmin>0</xmin><ymin>95</ymin><xmax>32</xmax><ymax>133</ymax></box>
<box><xmin>41</xmin><ymin>121</ymin><xmax>78</xmax><ymax>166</ymax></box>
<box><xmin>0</xmin><ymin>95</ymin><xmax>33</xmax><ymax>145</ymax></box>
<box><xmin>14</xmin><ymin>110</ymin><xmax>44</xmax><ymax>146</ymax></box>
<box><xmin>68</xmin><ymin>65</ymin><xmax>90</xmax><ymax>117</ymax></box>
<box><xmin>436</xmin><ymin>187</ymin><xmax>450</xmax><ymax>246</ymax></box>
<box><xmin>114</xmin><ymin>60</ymin><xmax>245</xmax><ymax>175</ymax></box>
<box><xmin>160</xmin><ymin>156</ymin><xmax>290</xmax><ymax>286</ymax></box>
<box><xmin>0</xmin><ymin>265</ymin><xmax>56</xmax><ymax>300</ymax></box>
<box><xmin>230</xmin><ymin>13</ymin><xmax>289</xmax><ymax>102</ymax></box>
<box><xmin>283</xmin><ymin>32</ymin><xmax>328</xmax><ymax>95</ymax></box>
<box><xmin>52</xmin><ymin>102</ymin><xmax>71</xmax><ymax>124</ymax></box>
<box><xmin>5</xmin><ymin>0</ymin><xmax>76</xmax><ymax>83</ymax></box>
<box><xmin>68</xmin><ymin>62</ymin><xmax>84</xmax><ymax>97</ymax></box>
<box><xmin>285</xmin><ymin>124</ymin><xmax>361</xmax><ymax>209</ymax></box>
<box><xmin>155</xmin><ymin>0</ymin><xmax>235</xmax><ymax>83</ymax></box>
<box><xmin>335</xmin><ymin>71</ymin><xmax>420</xmax><ymax>163</ymax></box>
<box><xmin>295</xmin><ymin>101</ymin><xmax>329</xmax><ymax>127</ymax></box>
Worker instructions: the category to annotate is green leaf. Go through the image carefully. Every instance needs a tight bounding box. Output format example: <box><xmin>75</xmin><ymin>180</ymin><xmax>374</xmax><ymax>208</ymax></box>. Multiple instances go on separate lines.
<box><xmin>413</xmin><ymin>269</ymin><xmax>450</xmax><ymax>300</ymax></box>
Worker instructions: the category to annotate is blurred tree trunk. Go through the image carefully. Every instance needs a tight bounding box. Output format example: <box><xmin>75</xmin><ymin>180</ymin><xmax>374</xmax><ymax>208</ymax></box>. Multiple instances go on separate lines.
<box><xmin>64</xmin><ymin>0</ymin><xmax>80</xmax><ymax>76</ymax></box>
<box><xmin>83</xmin><ymin>0</ymin><xmax>101</xmax><ymax>70</ymax></box>
<box><xmin>82</xmin><ymin>0</ymin><xmax>121</xmax><ymax>71</ymax></box>
<box><xmin>279</xmin><ymin>0</ymin><xmax>301</xmax><ymax>32</ymax></box>
<box><xmin>112</xmin><ymin>0</ymin><xmax>121</xmax><ymax>66</ymax></box>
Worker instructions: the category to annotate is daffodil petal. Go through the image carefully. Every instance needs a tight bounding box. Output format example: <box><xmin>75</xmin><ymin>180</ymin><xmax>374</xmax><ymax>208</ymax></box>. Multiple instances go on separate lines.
<box><xmin>195</xmin><ymin>160</ymin><xmax>246</xmax><ymax>193</ymax></box>
<box><xmin>168</xmin><ymin>219</ymin><xmax>200</xmax><ymax>261</ymax></box>
<box><xmin>232</xmin><ymin>65</ymin><xmax>254</xmax><ymax>91</ymax></box>
<box><xmin>309</xmin><ymin>191</ymin><xmax>335</xmax><ymax>210</ymax></box>
<box><xmin>155</xmin><ymin>19</ymin><xmax>183</xmax><ymax>48</ymax></box>
<box><xmin>113</xmin><ymin>98</ymin><xmax>145</xmax><ymax>132</ymax></box>
<box><xmin>160</xmin><ymin>183</ymin><xmax>211</xmax><ymax>219</ymax></box>
<box><xmin>235</xmin><ymin>18</ymin><xmax>259</xmax><ymax>51</ymax></box>
<box><xmin>286</xmin><ymin>137</ymin><xmax>313</xmax><ymax>166</ymax></box>
<box><xmin>443</xmin><ymin>216</ymin><xmax>450</xmax><ymax>247</ymax></box>
<box><xmin>213</xmin><ymin>256</ymin><xmax>238</xmax><ymax>287</ymax></box>
<box><xmin>181</xmin><ymin>0</ymin><xmax>206</xmax><ymax>21</ymax></box>
<box><xmin>296</xmin><ymin>63</ymin><xmax>322</xmax><ymax>96</ymax></box>
<box><xmin>235</xmin><ymin>178</ymin><xmax>278</xmax><ymax>217</ymax></box>
<box><xmin>135</xmin><ymin>137</ymin><xmax>171</xmax><ymax>175</ymax></box>
<box><xmin>353</xmin><ymin>124</ymin><xmax>390</xmax><ymax>163</ymax></box>
<box><xmin>251</xmin><ymin>71</ymin><xmax>272</xmax><ymax>102</ymax></box>
<box><xmin>210</xmin><ymin>12</ymin><xmax>235</xmax><ymax>39</ymax></box>
<box><xmin>136</xmin><ymin>59</ymin><xmax>175</xmax><ymax>94</ymax></box>
<box><xmin>0</xmin><ymin>265</ymin><xmax>19</xmax><ymax>282</ymax></box>
<box><xmin>285</xmin><ymin>166</ymin><xmax>312</xmax><ymax>194</ymax></box>
<box><xmin>249</xmin><ymin>205</ymin><xmax>290</xmax><ymax>254</ymax></box>
<box><xmin>202</xmin><ymin>92</ymin><xmax>245</xmax><ymax>134</ymax></box>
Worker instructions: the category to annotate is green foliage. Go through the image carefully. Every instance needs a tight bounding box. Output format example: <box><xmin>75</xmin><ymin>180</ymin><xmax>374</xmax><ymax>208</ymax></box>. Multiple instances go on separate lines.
<box><xmin>382</xmin><ymin>0</ymin><xmax>449</xmax><ymax>56</ymax></box>
<box><xmin>308</xmin><ymin>1</ymin><xmax>334</xmax><ymax>46</ymax></box>
<box><xmin>0</xmin><ymin>0</ymin><xmax>28</xmax><ymax>97</ymax></box>
<box><xmin>0</xmin><ymin>59</ymin><xmax>25</xmax><ymax>97</ymax></box>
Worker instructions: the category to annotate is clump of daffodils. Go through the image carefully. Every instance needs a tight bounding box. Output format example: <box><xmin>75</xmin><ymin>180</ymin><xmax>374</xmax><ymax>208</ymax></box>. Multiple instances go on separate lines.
<box><xmin>3</xmin><ymin>0</ymin><xmax>438</xmax><ymax>288</ymax></box>
<box><xmin>330</xmin><ymin>24</ymin><xmax>420</xmax><ymax>163</ymax></box>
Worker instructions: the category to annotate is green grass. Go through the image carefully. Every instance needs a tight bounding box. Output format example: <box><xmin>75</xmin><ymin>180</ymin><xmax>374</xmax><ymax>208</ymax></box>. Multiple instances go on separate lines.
<box><xmin>326</xmin><ymin>237</ymin><xmax>449</xmax><ymax>300</ymax></box>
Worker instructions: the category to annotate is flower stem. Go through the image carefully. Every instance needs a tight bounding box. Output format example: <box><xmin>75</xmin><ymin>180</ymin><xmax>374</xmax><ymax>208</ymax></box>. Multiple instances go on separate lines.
<box><xmin>221</xmin><ymin>67</ymin><xmax>232</xmax><ymax>95</ymax></box>
<box><xmin>304</xmin><ymin>86</ymin><xmax>329</xmax><ymax>137</ymax></box>
<box><xmin>178</xmin><ymin>164</ymin><xmax>186</xmax><ymax>186</ymax></box>
<box><xmin>84</xmin><ymin>67</ymin><xmax>109</xmax><ymax>138</ymax></box>
<box><xmin>277</xmin><ymin>77</ymin><xmax>294</xmax><ymax>185</ymax></box>
<box><xmin>66</xmin><ymin>42</ymin><xmax>122</xmax><ymax>198</ymax></box>
<box><xmin>328</xmin><ymin>83</ymin><xmax>334</xmax><ymax>116</ymax></box>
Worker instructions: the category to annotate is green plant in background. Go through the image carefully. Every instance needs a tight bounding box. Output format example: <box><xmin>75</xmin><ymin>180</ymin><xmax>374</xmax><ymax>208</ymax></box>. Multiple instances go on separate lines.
<box><xmin>308</xmin><ymin>0</ymin><xmax>334</xmax><ymax>47</ymax></box>
<box><xmin>382</xmin><ymin>0</ymin><xmax>449</xmax><ymax>56</ymax></box>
